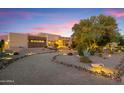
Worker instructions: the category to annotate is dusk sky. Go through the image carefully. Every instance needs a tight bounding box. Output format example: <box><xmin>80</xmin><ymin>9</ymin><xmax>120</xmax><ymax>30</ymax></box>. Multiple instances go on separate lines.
<box><xmin>0</xmin><ymin>8</ymin><xmax>124</xmax><ymax>37</ymax></box>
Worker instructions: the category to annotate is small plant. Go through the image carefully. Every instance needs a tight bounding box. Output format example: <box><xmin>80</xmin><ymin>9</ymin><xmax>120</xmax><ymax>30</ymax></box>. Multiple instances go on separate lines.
<box><xmin>98</xmin><ymin>53</ymin><xmax>102</xmax><ymax>57</ymax></box>
<box><xmin>80</xmin><ymin>56</ymin><xmax>92</xmax><ymax>63</ymax></box>
<box><xmin>44</xmin><ymin>46</ymin><xmax>48</xmax><ymax>48</ymax></box>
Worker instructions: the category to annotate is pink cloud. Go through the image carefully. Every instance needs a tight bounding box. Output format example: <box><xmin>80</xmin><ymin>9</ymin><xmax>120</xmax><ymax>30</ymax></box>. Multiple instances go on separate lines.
<box><xmin>37</xmin><ymin>21</ymin><xmax>77</xmax><ymax>28</ymax></box>
<box><xmin>105</xmin><ymin>9</ymin><xmax>124</xmax><ymax>17</ymax></box>
<box><xmin>28</xmin><ymin>20</ymin><xmax>79</xmax><ymax>36</ymax></box>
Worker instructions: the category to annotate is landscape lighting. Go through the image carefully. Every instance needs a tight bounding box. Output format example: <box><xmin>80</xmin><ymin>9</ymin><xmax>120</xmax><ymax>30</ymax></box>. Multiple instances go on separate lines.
<box><xmin>1</xmin><ymin>57</ymin><xmax>12</xmax><ymax>60</ymax></box>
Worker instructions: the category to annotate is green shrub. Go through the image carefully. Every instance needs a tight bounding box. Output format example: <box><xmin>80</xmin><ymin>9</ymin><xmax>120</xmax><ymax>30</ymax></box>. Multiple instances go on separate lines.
<box><xmin>44</xmin><ymin>46</ymin><xmax>48</xmax><ymax>48</ymax></box>
<box><xmin>121</xmin><ymin>49</ymin><xmax>124</xmax><ymax>52</ymax></box>
<box><xmin>54</xmin><ymin>43</ymin><xmax>59</xmax><ymax>49</ymax></box>
<box><xmin>80</xmin><ymin>56</ymin><xmax>92</xmax><ymax>63</ymax></box>
<box><xmin>90</xmin><ymin>50</ymin><xmax>95</xmax><ymax>55</ymax></box>
<box><xmin>77</xmin><ymin>45</ymin><xmax>84</xmax><ymax>56</ymax></box>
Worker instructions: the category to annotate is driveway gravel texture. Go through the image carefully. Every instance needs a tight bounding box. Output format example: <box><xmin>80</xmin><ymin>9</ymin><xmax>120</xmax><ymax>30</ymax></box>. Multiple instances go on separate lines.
<box><xmin>0</xmin><ymin>52</ymin><xmax>122</xmax><ymax>85</ymax></box>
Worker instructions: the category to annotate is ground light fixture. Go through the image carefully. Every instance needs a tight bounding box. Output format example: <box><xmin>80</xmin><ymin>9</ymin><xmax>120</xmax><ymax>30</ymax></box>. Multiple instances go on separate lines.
<box><xmin>90</xmin><ymin>63</ymin><xmax>115</xmax><ymax>75</ymax></box>
<box><xmin>76</xmin><ymin>55</ymin><xmax>80</xmax><ymax>57</ymax></box>
<box><xmin>7</xmin><ymin>53</ymin><xmax>14</xmax><ymax>56</ymax></box>
<box><xmin>63</xmin><ymin>53</ymin><xmax>67</xmax><ymax>55</ymax></box>
<box><xmin>1</xmin><ymin>57</ymin><xmax>12</xmax><ymax>60</ymax></box>
<box><xmin>108</xmin><ymin>54</ymin><xmax>112</xmax><ymax>58</ymax></box>
<box><xmin>26</xmin><ymin>52</ymin><xmax>35</xmax><ymax>56</ymax></box>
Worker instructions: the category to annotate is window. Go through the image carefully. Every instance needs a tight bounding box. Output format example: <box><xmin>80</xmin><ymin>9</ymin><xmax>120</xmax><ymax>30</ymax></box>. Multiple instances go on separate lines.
<box><xmin>30</xmin><ymin>40</ymin><xmax>45</xmax><ymax>43</ymax></box>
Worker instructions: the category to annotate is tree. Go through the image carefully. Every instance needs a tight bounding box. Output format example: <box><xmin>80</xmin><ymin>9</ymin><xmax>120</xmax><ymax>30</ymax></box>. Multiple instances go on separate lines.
<box><xmin>97</xmin><ymin>33</ymin><xmax>110</xmax><ymax>46</ymax></box>
<box><xmin>54</xmin><ymin>43</ymin><xmax>59</xmax><ymax>49</ymax></box>
<box><xmin>72</xmin><ymin>14</ymin><xmax>120</xmax><ymax>56</ymax></box>
<box><xmin>118</xmin><ymin>35</ymin><xmax>124</xmax><ymax>46</ymax></box>
<box><xmin>0</xmin><ymin>39</ymin><xmax>5</xmax><ymax>53</ymax></box>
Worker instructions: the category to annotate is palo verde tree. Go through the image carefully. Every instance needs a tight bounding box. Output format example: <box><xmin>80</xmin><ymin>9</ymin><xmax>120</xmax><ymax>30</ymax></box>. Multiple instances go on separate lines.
<box><xmin>72</xmin><ymin>14</ymin><xmax>120</xmax><ymax>56</ymax></box>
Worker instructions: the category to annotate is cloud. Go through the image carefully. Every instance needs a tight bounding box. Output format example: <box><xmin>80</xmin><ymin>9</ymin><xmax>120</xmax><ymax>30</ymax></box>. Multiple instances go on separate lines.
<box><xmin>0</xmin><ymin>11</ymin><xmax>67</xmax><ymax>20</ymax></box>
<box><xmin>0</xmin><ymin>26</ymin><xmax>9</xmax><ymax>30</ymax></box>
<box><xmin>105</xmin><ymin>9</ymin><xmax>124</xmax><ymax>17</ymax></box>
<box><xmin>0</xmin><ymin>20</ymin><xmax>15</xmax><ymax>24</ymax></box>
<box><xmin>29</xmin><ymin>20</ymin><xmax>79</xmax><ymax>36</ymax></box>
<box><xmin>0</xmin><ymin>11</ymin><xmax>44</xmax><ymax>20</ymax></box>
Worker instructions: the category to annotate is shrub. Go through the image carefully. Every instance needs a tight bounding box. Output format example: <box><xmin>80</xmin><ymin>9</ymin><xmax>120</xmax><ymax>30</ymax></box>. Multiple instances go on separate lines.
<box><xmin>54</xmin><ymin>43</ymin><xmax>59</xmax><ymax>48</ymax></box>
<box><xmin>90</xmin><ymin>49</ymin><xmax>95</xmax><ymax>55</ymax></box>
<box><xmin>13</xmin><ymin>52</ymin><xmax>19</xmax><ymax>55</ymax></box>
<box><xmin>67</xmin><ymin>52</ymin><xmax>73</xmax><ymax>56</ymax></box>
<box><xmin>98</xmin><ymin>53</ymin><xmax>103</xmax><ymax>57</ymax></box>
<box><xmin>80</xmin><ymin>56</ymin><xmax>92</xmax><ymax>63</ymax></box>
<box><xmin>76</xmin><ymin>44</ymin><xmax>84</xmax><ymax>56</ymax></box>
<box><xmin>44</xmin><ymin>46</ymin><xmax>48</xmax><ymax>48</ymax></box>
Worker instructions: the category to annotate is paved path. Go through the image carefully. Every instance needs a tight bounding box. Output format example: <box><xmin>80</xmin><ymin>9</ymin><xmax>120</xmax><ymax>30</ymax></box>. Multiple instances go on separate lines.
<box><xmin>0</xmin><ymin>52</ymin><xmax>121</xmax><ymax>85</ymax></box>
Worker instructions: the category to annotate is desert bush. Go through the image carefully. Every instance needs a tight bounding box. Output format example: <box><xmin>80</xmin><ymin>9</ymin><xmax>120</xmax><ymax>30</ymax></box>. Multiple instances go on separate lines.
<box><xmin>80</xmin><ymin>56</ymin><xmax>92</xmax><ymax>63</ymax></box>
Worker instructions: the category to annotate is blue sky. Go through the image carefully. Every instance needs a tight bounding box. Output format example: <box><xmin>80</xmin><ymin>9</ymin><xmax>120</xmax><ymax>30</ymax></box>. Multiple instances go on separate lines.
<box><xmin>0</xmin><ymin>8</ymin><xmax>124</xmax><ymax>37</ymax></box>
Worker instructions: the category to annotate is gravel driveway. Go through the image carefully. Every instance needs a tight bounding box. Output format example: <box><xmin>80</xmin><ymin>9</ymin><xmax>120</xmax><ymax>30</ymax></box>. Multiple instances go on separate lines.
<box><xmin>0</xmin><ymin>52</ymin><xmax>121</xmax><ymax>85</ymax></box>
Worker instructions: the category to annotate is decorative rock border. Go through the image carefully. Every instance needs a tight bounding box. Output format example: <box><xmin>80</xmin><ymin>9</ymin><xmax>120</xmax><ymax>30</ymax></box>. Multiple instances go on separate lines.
<box><xmin>52</xmin><ymin>54</ymin><xmax>59</xmax><ymax>62</ymax></box>
<box><xmin>115</xmin><ymin>57</ymin><xmax>124</xmax><ymax>79</ymax></box>
<box><xmin>0</xmin><ymin>50</ymin><xmax>56</xmax><ymax>71</ymax></box>
<box><xmin>52</xmin><ymin>54</ymin><xmax>121</xmax><ymax>82</ymax></box>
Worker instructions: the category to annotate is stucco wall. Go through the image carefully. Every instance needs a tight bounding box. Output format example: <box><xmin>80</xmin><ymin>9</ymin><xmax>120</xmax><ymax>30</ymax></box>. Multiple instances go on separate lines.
<box><xmin>8</xmin><ymin>33</ymin><xmax>28</xmax><ymax>48</ymax></box>
<box><xmin>38</xmin><ymin>33</ymin><xmax>60</xmax><ymax>41</ymax></box>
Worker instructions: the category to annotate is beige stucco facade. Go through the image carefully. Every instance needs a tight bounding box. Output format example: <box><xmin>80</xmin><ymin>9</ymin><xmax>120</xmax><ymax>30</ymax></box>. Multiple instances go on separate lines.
<box><xmin>8</xmin><ymin>32</ymin><xmax>28</xmax><ymax>48</ymax></box>
<box><xmin>38</xmin><ymin>32</ymin><xmax>71</xmax><ymax>47</ymax></box>
<box><xmin>1</xmin><ymin>32</ymin><xmax>70</xmax><ymax>49</ymax></box>
<box><xmin>38</xmin><ymin>33</ymin><xmax>61</xmax><ymax>41</ymax></box>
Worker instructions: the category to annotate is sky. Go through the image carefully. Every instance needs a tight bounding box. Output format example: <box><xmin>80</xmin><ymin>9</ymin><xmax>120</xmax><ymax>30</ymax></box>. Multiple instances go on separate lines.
<box><xmin>0</xmin><ymin>8</ymin><xmax>124</xmax><ymax>37</ymax></box>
